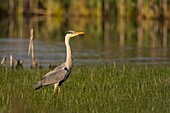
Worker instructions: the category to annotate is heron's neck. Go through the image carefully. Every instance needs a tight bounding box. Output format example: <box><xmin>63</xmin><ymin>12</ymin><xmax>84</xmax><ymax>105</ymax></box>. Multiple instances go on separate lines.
<box><xmin>65</xmin><ymin>37</ymin><xmax>72</xmax><ymax>68</ymax></box>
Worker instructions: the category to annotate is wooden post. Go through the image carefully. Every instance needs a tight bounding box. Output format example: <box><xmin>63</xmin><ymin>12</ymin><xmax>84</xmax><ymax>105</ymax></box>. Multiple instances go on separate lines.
<box><xmin>28</xmin><ymin>28</ymin><xmax>37</xmax><ymax>68</ymax></box>
<box><xmin>10</xmin><ymin>54</ymin><xmax>15</xmax><ymax>68</ymax></box>
<box><xmin>1</xmin><ymin>55</ymin><xmax>6</xmax><ymax>65</ymax></box>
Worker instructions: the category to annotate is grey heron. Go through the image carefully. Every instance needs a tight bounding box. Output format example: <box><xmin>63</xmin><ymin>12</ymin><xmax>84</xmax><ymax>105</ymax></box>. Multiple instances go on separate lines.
<box><xmin>34</xmin><ymin>30</ymin><xmax>84</xmax><ymax>94</ymax></box>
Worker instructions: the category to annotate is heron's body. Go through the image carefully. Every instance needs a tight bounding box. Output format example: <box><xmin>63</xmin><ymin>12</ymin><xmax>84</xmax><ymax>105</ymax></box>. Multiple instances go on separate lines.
<box><xmin>34</xmin><ymin>31</ymin><xmax>84</xmax><ymax>94</ymax></box>
<box><xmin>34</xmin><ymin>63</ymin><xmax>70</xmax><ymax>89</ymax></box>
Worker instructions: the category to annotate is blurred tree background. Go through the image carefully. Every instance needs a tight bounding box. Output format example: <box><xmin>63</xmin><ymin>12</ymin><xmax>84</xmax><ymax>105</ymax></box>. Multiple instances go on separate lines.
<box><xmin>0</xmin><ymin>0</ymin><xmax>169</xmax><ymax>19</ymax></box>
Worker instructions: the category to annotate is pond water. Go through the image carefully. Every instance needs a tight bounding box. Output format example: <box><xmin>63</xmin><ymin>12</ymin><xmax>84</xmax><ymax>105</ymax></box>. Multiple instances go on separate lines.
<box><xmin>0</xmin><ymin>16</ymin><xmax>170</xmax><ymax>67</ymax></box>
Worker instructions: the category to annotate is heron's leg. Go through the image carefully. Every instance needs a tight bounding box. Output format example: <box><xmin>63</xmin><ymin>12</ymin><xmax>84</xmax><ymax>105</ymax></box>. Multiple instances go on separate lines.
<box><xmin>53</xmin><ymin>83</ymin><xmax>58</xmax><ymax>95</ymax></box>
<box><xmin>58</xmin><ymin>86</ymin><xmax>60</xmax><ymax>95</ymax></box>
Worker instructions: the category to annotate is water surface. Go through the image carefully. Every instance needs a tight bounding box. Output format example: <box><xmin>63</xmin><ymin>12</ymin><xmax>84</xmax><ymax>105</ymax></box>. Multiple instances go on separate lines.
<box><xmin>0</xmin><ymin>16</ymin><xmax>170</xmax><ymax>67</ymax></box>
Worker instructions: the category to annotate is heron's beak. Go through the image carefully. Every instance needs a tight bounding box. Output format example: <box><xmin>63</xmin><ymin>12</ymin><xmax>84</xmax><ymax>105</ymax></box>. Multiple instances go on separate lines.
<box><xmin>73</xmin><ymin>31</ymin><xmax>84</xmax><ymax>37</ymax></box>
<box><xmin>76</xmin><ymin>32</ymin><xmax>84</xmax><ymax>35</ymax></box>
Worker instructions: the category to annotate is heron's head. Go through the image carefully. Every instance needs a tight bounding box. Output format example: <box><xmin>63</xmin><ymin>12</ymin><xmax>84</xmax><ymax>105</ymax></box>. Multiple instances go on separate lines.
<box><xmin>65</xmin><ymin>30</ymin><xmax>84</xmax><ymax>39</ymax></box>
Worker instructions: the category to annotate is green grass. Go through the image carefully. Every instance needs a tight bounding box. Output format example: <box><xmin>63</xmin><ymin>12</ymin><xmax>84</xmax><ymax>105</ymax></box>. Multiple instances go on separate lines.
<box><xmin>0</xmin><ymin>64</ymin><xmax>170</xmax><ymax>113</ymax></box>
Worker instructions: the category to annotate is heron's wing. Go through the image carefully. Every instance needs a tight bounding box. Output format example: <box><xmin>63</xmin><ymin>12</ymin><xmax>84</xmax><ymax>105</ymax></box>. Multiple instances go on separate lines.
<box><xmin>41</xmin><ymin>64</ymin><xmax>68</xmax><ymax>86</ymax></box>
<box><xmin>43</xmin><ymin>63</ymin><xmax>65</xmax><ymax>78</ymax></box>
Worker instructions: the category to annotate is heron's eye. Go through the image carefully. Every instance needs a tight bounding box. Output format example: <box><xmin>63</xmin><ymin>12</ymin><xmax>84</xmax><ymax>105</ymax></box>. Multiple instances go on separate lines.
<box><xmin>67</xmin><ymin>31</ymin><xmax>74</xmax><ymax>34</ymax></box>
<box><xmin>67</xmin><ymin>32</ymin><xmax>72</xmax><ymax>34</ymax></box>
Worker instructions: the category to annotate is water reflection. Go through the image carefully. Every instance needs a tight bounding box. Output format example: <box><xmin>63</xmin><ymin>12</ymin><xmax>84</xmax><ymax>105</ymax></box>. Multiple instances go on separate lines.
<box><xmin>0</xmin><ymin>16</ymin><xmax>170</xmax><ymax>67</ymax></box>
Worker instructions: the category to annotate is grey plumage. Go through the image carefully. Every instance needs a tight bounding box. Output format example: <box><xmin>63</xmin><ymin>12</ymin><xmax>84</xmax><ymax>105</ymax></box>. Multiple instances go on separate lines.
<box><xmin>34</xmin><ymin>81</ymin><xmax>42</xmax><ymax>90</ymax></box>
<box><xmin>34</xmin><ymin>31</ymin><xmax>84</xmax><ymax>94</ymax></box>
<box><xmin>34</xmin><ymin>63</ymin><xmax>69</xmax><ymax>90</ymax></box>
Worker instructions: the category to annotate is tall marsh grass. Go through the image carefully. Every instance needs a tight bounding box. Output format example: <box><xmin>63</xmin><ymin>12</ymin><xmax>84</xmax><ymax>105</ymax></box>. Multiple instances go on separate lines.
<box><xmin>0</xmin><ymin>64</ymin><xmax>169</xmax><ymax>113</ymax></box>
